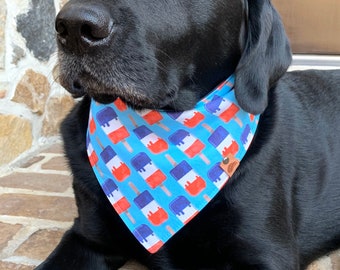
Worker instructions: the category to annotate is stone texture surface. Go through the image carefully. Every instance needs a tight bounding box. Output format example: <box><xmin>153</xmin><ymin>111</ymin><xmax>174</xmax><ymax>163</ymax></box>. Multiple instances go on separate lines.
<box><xmin>12</xmin><ymin>69</ymin><xmax>50</xmax><ymax>115</ymax></box>
<box><xmin>0</xmin><ymin>194</ymin><xmax>76</xmax><ymax>221</ymax></box>
<box><xmin>0</xmin><ymin>172</ymin><xmax>72</xmax><ymax>192</ymax></box>
<box><xmin>0</xmin><ymin>222</ymin><xmax>22</xmax><ymax>251</ymax></box>
<box><xmin>11</xmin><ymin>45</ymin><xmax>26</xmax><ymax>65</ymax></box>
<box><xmin>41</xmin><ymin>95</ymin><xmax>74</xmax><ymax>136</ymax></box>
<box><xmin>0</xmin><ymin>89</ymin><xmax>6</xmax><ymax>99</ymax></box>
<box><xmin>0</xmin><ymin>0</ymin><xmax>6</xmax><ymax>69</ymax></box>
<box><xmin>14</xmin><ymin>229</ymin><xmax>66</xmax><ymax>261</ymax></box>
<box><xmin>0</xmin><ymin>0</ymin><xmax>73</xmax><ymax>165</ymax></box>
<box><xmin>0</xmin><ymin>115</ymin><xmax>32</xmax><ymax>166</ymax></box>
<box><xmin>0</xmin><ymin>262</ymin><xmax>34</xmax><ymax>270</ymax></box>
<box><xmin>0</xmin><ymin>143</ymin><xmax>75</xmax><ymax>269</ymax></box>
<box><xmin>41</xmin><ymin>156</ymin><xmax>69</xmax><ymax>171</ymax></box>
<box><xmin>309</xmin><ymin>258</ymin><xmax>333</xmax><ymax>270</ymax></box>
<box><xmin>16</xmin><ymin>0</ymin><xmax>57</xmax><ymax>62</ymax></box>
<box><xmin>43</xmin><ymin>143</ymin><xmax>64</xmax><ymax>154</ymax></box>
<box><xmin>20</xmin><ymin>156</ymin><xmax>45</xmax><ymax>168</ymax></box>
<box><xmin>60</xmin><ymin>0</ymin><xmax>69</xmax><ymax>8</ymax></box>
<box><xmin>330</xmin><ymin>252</ymin><xmax>340</xmax><ymax>269</ymax></box>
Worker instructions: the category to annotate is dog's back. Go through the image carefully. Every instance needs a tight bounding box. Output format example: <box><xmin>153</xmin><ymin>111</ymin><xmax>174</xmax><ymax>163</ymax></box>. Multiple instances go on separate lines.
<box><xmin>268</xmin><ymin>69</ymin><xmax>340</xmax><ymax>265</ymax></box>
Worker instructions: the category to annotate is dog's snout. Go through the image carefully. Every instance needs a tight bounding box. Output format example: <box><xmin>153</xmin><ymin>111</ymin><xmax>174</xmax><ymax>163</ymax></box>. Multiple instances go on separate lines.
<box><xmin>55</xmin><ymin>2</ymin><xmax>114</xmax><ymax>53</ymax></box>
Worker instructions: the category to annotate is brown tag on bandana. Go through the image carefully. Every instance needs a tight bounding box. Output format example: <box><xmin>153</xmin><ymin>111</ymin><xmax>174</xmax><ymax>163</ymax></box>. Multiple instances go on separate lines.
<box><xmin>220</xmin><ymin>154</ymin><xmax>240</xmax><ymax>177</ymax></box>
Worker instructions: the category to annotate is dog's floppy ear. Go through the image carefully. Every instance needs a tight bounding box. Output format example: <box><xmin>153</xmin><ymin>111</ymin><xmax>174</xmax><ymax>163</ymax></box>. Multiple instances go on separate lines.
<box><xmin>234</xmin><ymin>0</ymin><xmax>292</xmax><ymax>115</ymax></box>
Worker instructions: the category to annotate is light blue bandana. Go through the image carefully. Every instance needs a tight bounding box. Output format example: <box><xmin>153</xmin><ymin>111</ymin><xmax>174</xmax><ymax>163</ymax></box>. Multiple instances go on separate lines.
<box><xmin>86</xmin><ymin>75</ymin><xmax>259</xmax><ymax>253</ymax></box>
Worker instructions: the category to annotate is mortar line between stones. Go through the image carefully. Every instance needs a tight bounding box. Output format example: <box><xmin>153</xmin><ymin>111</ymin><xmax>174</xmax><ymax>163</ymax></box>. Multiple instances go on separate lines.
<box><xmin>2</xmin><ymin>255</ymin><xmax>42</xmax><ymax>267</ymax></box>
<box><xmin>0</xmin><ymin>187</ymin><xmax>74</xmax><ymax>197</ymax></box>
<box><xmin>0</xmin><ymin>215</ymin><xmax>73</xmax><ymax>229</ymax></box>
<box><xmin>12</xmin><ymin>169</ymin><xmax>72</xmax><ymax>176</ymax></box>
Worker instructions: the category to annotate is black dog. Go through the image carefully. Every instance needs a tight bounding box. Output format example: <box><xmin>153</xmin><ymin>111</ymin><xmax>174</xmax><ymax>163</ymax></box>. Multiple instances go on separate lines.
<box><xmin>36</xmin><ymin>0</ymin><xmax>340</xmax><ymax>269</ymax></box>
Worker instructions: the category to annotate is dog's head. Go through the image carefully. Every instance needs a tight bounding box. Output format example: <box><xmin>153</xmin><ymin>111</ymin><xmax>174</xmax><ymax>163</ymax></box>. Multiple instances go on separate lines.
<box><xmin>55</xmin><ymin>0</ymin><xmax>291</xmax><ymax>114</ymax></box>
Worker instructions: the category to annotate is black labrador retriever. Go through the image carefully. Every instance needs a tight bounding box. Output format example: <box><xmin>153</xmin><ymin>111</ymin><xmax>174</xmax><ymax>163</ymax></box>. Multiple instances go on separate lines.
<box><xmin>36</xmin><ymin>0</ymin><xmax>340</xmax><ymax>269</ymax></box>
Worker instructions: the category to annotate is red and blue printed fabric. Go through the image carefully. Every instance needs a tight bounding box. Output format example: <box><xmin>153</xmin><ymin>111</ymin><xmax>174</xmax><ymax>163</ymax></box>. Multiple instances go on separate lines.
<box><xmin>86</xmin><ymin>75</ymin><xmax>260</xmax><ymax>253</ymax></box>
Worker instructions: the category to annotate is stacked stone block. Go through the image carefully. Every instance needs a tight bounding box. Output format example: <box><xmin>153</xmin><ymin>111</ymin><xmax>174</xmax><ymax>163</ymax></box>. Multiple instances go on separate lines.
<box><xmin>0</xmin><ymin>0</ymin><xmax>73</xmax><ymax>167</ymax></box>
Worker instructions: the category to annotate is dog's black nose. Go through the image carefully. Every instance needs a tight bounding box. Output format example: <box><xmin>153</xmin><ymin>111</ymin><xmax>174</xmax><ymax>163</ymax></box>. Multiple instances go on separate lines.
<box><xmin>55</xmin><ymin>2</ymin><xmax>114</xmax><ymax>54</ymax></box>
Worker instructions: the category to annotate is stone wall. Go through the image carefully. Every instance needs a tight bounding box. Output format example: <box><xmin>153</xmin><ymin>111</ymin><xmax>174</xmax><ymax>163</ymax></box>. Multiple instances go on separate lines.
<box><xmin>0</xmin><ymin>0</ymin><xmax>72</xmax><ymax>168</ymax></box>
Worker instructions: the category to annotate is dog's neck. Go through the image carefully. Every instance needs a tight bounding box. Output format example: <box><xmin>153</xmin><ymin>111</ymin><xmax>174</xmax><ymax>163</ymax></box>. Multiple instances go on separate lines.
<box><xmin>86</xmin><ymin>74</ymin><xmax>259</xmax><ymax>253</ymax></box>
<box><xmin>166</xmin><ymin>55</ymin><xmax>241</xmax><ymax>112</ymax></box>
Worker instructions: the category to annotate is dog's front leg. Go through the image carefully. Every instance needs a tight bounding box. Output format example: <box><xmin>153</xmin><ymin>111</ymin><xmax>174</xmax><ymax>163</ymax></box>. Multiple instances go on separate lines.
<box><xmin>35</xmin><ymin>228</ymin><xmax>128</xmax><ymax>270</ymax></box>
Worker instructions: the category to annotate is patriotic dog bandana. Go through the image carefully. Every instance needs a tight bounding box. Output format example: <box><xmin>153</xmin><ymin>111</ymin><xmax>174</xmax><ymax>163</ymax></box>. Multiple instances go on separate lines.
<box><xmin>86</xmin><ymin>75</ymin><xmax>260</xmax><ymax>253</ymax></box>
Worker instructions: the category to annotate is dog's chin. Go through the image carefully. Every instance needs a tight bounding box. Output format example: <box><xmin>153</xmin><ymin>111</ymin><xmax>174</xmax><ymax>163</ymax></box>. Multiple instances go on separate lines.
<box><xmin>89</xmin><ymin>91</ymin><xmax>166</xmax><ymax>111</ymax></box>
<box><xmin>64</xmin><ymin>81</ymin><xmax>196</xmax><ymax>111</ymax></box>
<box><xmin>90</xmin><ymin>93</ymin><xmax>117</xmax><ymax>104</ymax></box>
<box><xmin>87</xmin><ymin>84</ymin><xmax>180</xmax><ymax>110</ymax></box>
<box><xmin>62</xmin><ymin>82</ymin><xmax>159</xmax><ymax>109</ymax></box>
